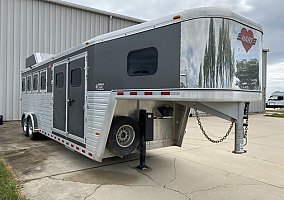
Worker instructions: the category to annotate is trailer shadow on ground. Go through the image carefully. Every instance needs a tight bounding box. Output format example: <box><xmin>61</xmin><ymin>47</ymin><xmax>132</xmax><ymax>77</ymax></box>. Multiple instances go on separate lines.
<box><xmin>1</xmin><ymin>114</ymin><xmax>284</xmax><ymax>200</ymax></box>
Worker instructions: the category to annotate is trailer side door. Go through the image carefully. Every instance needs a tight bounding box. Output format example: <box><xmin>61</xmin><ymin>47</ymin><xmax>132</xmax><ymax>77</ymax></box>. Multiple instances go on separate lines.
<box><xmin>67</xmin><ymin>54</ymin><xmax>86</xmax><ymax>142</ymax></box>
<box><xmin>53</xmin><ymin>62</ymin><xmax>67</xmax><ymax>136</ymax></box>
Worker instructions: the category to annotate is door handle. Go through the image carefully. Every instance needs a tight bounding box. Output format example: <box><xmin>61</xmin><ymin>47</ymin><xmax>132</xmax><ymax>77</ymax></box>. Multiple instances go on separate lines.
<box><xmin>68</xmin><ymin>99</ymin><xmax>75</xmax><ymax>106</ymax></box>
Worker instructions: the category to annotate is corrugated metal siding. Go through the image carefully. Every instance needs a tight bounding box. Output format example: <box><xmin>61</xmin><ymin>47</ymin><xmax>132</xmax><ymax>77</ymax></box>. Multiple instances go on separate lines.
<box><xmin>112</xmin><ymin>17</ymin><xmax>138</xmax><ymax>31</ymax></box>
<box><xmin>250</xmin><ymin>101</ymin><xmax>265</xmax><ymax>113</ymax></box>
<box><xmin>0</xmin><ymin>0</ymin><xmax>141</xmax><ymax>120</ymax></box>
<box><xmin>21</xmin><ymin>93</ymin><xmax>53</xmax><ymax>134</ymax></box>
<box><xmin>85</xmin><ymin>91</ymin><xmax>111</xmax><ymax>153</ymax></box>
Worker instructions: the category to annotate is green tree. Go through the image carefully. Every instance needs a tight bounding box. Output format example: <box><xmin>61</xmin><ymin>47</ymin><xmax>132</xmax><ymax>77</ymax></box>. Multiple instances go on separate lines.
<box><xmin>208</xmin><ymin>18</ymin><xmax>216</xmax><ymax>87</ymax></box>
<box><xmin>199</xmin><ymin>18</ymin><xmax>234</xmax><ymax>88</ymax></box>
<box><xmin>199</xmin><ymin>63</ymin><xmax>203</xmax><ymax>87</ymax></box>
<box><xmin>200</xmin><ymin>18</ymin><xmax>216</xmax><ymax>88</ymax></box>
<box><xmin>203</xmin><ymin>44</ymin><xmax>209</xmax><ymax>87</ymax></box>
<box><xmin>216</xmin><ymin>19</ymin><xmax>234</xmax><ymax>88</ymax></box>
<box><xmin>236</xmin><ymin>59</ymin><xmax>259</xmax><ymax>90</ymax></box>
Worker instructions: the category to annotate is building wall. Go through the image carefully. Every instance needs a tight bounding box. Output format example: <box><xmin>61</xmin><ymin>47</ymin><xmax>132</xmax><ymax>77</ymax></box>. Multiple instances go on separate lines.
<box><xmin>250</xmin><ymin>50</ymin><xmax>269</xmax><ymax>113</ymax></box>
<box><xmin>0</xmin><ymin>0</ymin><xmax>142</xmax><ymax>120</ymax></box>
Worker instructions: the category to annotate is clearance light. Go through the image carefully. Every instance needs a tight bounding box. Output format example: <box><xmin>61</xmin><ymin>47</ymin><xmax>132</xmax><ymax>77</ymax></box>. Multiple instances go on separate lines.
<box><xmin>161</xmin><ymin>91</ymin><xmax>170</xmax><ymax>95</ymax></box>
<box><xmin>173</xmin><ymin>15</ymin><xmax>181</xmax><ymax>20</ymax></box>
<box><xmin>144</xmin><ymin>92</ymin><xmax>153</xmax><ymax>95</ymax></box>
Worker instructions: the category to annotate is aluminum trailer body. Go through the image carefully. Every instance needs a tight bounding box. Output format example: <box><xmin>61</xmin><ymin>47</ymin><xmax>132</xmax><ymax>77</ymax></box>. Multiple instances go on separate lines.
<box><xmin>21</xmin><ymin>7</ymin><xmax>263</xmax><ymax>162</ymax></box>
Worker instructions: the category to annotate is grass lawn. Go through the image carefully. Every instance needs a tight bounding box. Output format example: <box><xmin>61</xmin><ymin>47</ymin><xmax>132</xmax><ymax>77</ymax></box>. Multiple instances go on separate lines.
<box><xmin>265</xmin><ymin>109</ymin><xmax>284</xmax><ymax>113</ymax></box>
<box><xmin>0</xmin><ymin>159</ymin><xmax>26</xmax><ymax>200</ymax></box>
<box><xmin>269</xmin><ymin>113</ymin><xmax>284</xmax><ymax>118</ymax></box>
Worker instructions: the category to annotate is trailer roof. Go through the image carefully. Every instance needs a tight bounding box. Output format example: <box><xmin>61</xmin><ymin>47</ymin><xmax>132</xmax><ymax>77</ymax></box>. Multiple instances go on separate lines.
<box><xmin>23</xmin><ymin>7</ymin><xmax>263</xmax><ymax>72</ymax></box>
<box><xmin>182</xmin><ymin>7</ymin><xmax>262</xmax><ymax>31</ymax></box>
<box><xmin>92</xmin><ymin>7</ymin><xmax>263</xmax><ymax>43</ymax></box>
<box><xmin>271</xmin><ymin>91</ymin><xmax>284</xmax><ymax>95</ymax></box>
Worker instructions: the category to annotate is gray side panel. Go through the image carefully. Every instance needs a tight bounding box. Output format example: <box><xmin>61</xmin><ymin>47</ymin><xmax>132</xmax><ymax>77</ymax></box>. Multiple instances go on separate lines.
<box><xmin>89</xmin><ymin>23</ymin><xmax>181</xmax><ymax>91</ymax></box>
<box><xmin>53</xmin><ymin>64</ymin><xmax>66</xmax><ymax>131</ymax></box>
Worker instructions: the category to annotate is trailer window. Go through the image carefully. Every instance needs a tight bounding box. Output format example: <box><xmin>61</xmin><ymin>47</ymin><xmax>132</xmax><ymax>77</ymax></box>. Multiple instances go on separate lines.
<box><xmin>33</xmin><ymin>74</ymin><xmax>39</xmax><ymax>91</ymax></box>
<box><xmin>27</xmin><ymin>76</ymin><xmax>31</xmax><ymax>91</ymax></box>
<box><xmin>40</xmin><ymin>71</ymin><xmax>47</xmax><ymax>90</ymax></box>
<box><xmin>22</xmin><ymin>78</ymin><xmax>26</xmax><ymax>92</ymax></box>
<box><xmin>127</xmin><ymin>47</ymin><xmax>158</xmax><ymax>76</ymax></box>
<box><xmin>55</xmin><ymin>72</ymin><xmax>64</xmax><ymax>88</ymax></box>
<box><xmin>71</xmin><ymin>68</ymin><xmax>81</xmax><ymax>87</ymax></box>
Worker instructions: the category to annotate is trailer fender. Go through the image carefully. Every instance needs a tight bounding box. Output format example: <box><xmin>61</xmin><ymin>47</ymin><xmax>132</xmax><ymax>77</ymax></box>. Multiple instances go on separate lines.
<box><xmin>25</xmin><ymin>113</ymin><xmax>39</xmax><ymax>133</ymax></box>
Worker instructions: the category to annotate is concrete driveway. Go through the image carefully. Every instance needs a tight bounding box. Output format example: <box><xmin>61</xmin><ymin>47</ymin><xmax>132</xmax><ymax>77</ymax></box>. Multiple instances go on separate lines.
<box><xmin>0</xmin><ymin>114</ymin><xmax>284</xmax><ymax>200</ymax></box>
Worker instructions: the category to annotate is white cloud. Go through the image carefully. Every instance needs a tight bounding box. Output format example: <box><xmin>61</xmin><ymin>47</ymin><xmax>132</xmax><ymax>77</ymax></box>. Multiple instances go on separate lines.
<box><xmin>66</xmin><ymin>0</ymin><xmax>254</xmax><ymax>20</ymax></box>
<box><xmin>267</xmin><ymin>62</ymin><xmax>284</xmax><ymax>96</ymax></box>
<box><xmin>238</xmin><ymin>0</ymin><xmax>254</xmax><ymax>11</ymax></box>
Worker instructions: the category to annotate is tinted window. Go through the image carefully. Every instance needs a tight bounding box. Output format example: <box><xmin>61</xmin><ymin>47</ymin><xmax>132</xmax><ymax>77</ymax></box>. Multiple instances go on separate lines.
<box><xmin>71</xmin><ymin>68</ymin><xmax>81</xmax><ymax>87</ymax></box>
<box><xmin>27</xmin><ymin>76</ymin><xmax>31</xmax><ymax>91</ymax></box>
<box><xmin>127</xmin><ymin>47</ymin><xmax>158</xmax><ymax>76</ymax></box>
<box><xmin>22</xmin><ymin>78</ymin><xmax>26</xmax><ymax>92</ymax></box>
<box><xmin>40</xmin><ymin>71</ymin><xmax>47</xmax><ymax>90</ymax></box>
<box><xmin>56</xmin><ymin>72</ymin><xmax>64</xmax><ymax>88</ymax></box>
<box><xmin>278</xmin><ymin>96</ymin><xmax>284</xmax><ymax>100</ymax></box>
<box><xmin>33</xmin><ymin>74</ymin><xmax>38</xmax><ymax>91</ymax></box>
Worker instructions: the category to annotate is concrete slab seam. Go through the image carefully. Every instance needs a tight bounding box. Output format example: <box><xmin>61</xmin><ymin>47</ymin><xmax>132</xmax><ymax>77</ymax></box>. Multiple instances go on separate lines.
<box><xmin>186</xmin><ymin>183</ymin><xmax>260</xmax><ymax>195</ymax></box>
<box><xmin>163</xmin><ymin>157</ymin><xmax>177</xmax><ymax>188</ymax></box>
<box><xmin>84</xmin><ymin>185</ymin><xmax>102</xmax><ymax>200</ymax></box>
<box><xmin>169</xmin><ymin>154</ymin><xmax>284</xmax><ymax>190</ymax></box>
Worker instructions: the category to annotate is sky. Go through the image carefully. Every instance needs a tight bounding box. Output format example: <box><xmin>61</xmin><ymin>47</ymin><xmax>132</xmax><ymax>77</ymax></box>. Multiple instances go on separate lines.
<box><xmin>66</xmin><ymin>0</ymin><xmax>284</xmax><ymax>97</ymax></box>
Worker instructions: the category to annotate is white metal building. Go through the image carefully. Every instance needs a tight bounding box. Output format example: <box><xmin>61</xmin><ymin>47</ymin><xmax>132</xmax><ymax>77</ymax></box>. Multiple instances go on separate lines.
<box><xmin>0</xmin><ymin>0</ymin><xmax>143</xmax><ymax>120</ymax></box>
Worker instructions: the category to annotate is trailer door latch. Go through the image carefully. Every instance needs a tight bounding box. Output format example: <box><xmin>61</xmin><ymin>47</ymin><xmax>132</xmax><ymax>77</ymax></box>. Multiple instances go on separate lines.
<box><xmin>67</xmin><ymin>99</ymin><xmax>75</xmax><ymax>106</ymax></box>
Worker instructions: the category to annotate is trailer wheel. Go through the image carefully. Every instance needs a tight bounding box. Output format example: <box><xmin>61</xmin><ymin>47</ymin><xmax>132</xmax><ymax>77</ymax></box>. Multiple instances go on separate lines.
<box><xmin>107</xmin><ymin>117</ymin><xmax>141</xmax><ymax>156</ymax></box>
<box><xmin>27</xmin><ymin>118</ymin><xmax>37</xmax><ymax>140</ymax></box>
<box><xmin>22</xmin><ymin>118</ymin><xmax>28</xmax><ymax>137</ymax></box>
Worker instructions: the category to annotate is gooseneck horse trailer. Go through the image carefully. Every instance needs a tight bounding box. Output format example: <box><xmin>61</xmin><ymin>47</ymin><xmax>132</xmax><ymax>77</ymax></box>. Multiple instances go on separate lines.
<box><xmin>21</xmin><ymin>7</ymin><xmax>263</xmax><ymax>164</ymax></box>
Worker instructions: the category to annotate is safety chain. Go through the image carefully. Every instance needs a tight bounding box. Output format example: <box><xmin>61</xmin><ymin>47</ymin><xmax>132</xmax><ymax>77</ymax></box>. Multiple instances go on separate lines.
<box><xmin>193</xmin><ymin>105</ymin><xmax>234</xmax><ymax>144</ymax></box>
<box><xmin>243</xmin><ymin>102</ymin><xmax>250</xmax><ymax>146</ymax></box>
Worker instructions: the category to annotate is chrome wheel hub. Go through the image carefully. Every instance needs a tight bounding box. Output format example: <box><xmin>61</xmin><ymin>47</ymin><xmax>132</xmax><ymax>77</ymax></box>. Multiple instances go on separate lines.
<box><xmin>116</xmin><ymin>125</ymin><xmax>135</xmax><ymax>148</ymax></box>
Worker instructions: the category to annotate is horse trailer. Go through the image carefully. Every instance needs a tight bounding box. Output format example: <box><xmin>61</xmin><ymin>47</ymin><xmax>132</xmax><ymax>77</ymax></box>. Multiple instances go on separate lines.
<box><xmin>21</xmin><ymin>7</ymin><xmax>264</xmax><ymax>165</ymax></box>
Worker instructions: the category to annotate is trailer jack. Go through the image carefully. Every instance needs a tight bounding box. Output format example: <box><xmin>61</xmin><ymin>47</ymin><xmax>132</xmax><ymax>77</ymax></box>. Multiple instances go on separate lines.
<box><xmin>137</xmin><ymin>140</ymin><xmax>148</xmax><ymax>170</ymax></box>
<box><xmin>137</xmin><ymin>110</ymin><xmax>154</xmax><ymax>170</ymax></box>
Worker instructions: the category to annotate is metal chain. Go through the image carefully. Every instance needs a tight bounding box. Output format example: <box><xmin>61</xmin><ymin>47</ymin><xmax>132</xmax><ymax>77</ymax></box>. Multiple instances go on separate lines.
<box><xmin>193</xmin><ymin>106</ymin><xmax>234</xmax><ymax>143</ymax></box>
<box><xmin>243</xmin><ymin>102</ymin><xmax>250</xmax><ymax>146</ymax></box>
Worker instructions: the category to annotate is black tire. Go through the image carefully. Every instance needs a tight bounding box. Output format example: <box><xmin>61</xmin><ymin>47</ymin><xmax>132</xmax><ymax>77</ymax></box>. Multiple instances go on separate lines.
<box><xmin>27</xmin><ymin>118</ymin><xmax>37</xmax><ymax>140</ymax></box>
<box><xmin>22</xmin><ymin>118</ymin><xmax>29</xmax><ymax>137</ymax></box>
<box><xmin>107</xmin><ymin>116</ymin><xmax>141</xmax><ymax>156</ymax></box>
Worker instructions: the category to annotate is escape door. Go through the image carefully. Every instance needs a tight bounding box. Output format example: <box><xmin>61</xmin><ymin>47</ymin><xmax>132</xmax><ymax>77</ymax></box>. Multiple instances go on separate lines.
<box><xmin>53</xmin><ymin>53</ymin><xmax>86</xmax><ymax>142</ymax></box>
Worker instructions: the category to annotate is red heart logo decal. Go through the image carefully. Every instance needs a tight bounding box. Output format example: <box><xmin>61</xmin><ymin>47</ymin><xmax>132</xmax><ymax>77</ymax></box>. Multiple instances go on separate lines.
<box><xmin>240</xmin><ymin>28</ymin><xmax>255</xmax><ymax>52</ymax></box>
